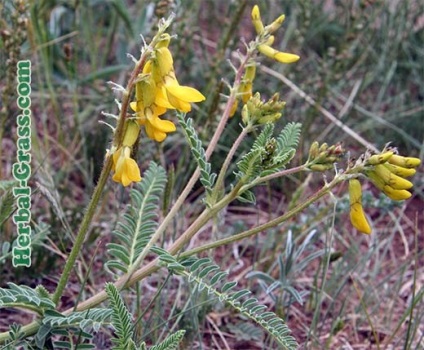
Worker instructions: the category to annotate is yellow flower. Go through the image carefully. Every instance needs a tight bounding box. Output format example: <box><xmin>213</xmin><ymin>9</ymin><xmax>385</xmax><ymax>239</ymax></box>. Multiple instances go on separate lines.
<box><xmin>144</xmin><ymin>37</ymin><xmax>205</xmax><ymax>112</ymax></box>
<box><xmin>112</xmin><ymin>146</ymin><xmax>142</xmax><ymax>187</ymax></box>
<box><xmin>153</xmin><ymin>69</ymin><xmax>205</xmax><ymax>113</ymax></box>
<box><xmin>130</xmin><ymin>74</ymin><xmax>176</xmax><ymax>142</ymax></box>
<box><xmin>364</xmin><ymin>151</ymin><xmax>420</xmax><ymax>201</ymax></box>
<box><xmin>257</xmin><ymin>44</ymin><xmax>300</xmax><ymax>64</ymax></box>
<box><xmin>348</xmin><ymin>179</ymin><xmax>371</xmax><ymax>234</ymax></box>
<box><xmin>251</xmin><ymin>4</ymin><xmax>300</xmax><ymax>64</ymax></box>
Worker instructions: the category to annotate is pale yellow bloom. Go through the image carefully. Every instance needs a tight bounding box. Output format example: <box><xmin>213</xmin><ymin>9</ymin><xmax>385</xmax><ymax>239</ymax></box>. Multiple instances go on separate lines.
<box><xmin>112</xmin><ymin>146</ymin><xmax>142</xmax><ymax>187</ymax></box>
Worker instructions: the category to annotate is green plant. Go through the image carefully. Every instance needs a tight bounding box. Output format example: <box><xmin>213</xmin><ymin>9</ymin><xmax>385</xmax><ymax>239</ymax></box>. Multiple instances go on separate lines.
<box><xmin>1</xmin><ymin>1</ymin><xmax>422</xmax><ymax>349</ymax></box>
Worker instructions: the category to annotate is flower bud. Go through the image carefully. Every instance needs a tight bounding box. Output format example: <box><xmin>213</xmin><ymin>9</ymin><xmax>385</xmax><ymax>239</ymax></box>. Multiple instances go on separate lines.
<box><xmin>366</xmin><ymin>151</ymin><xmax>394</xmax><ymax>165</ymax></box>
<box><xmin>251</xmin><ymin>5</ymin><xmax>264</xmax><ymax>34</ymax></box>
<box><xmin>264</xmin><ymin>14</ymin><xmax>285</xmax><ymax>34</ymax></box>
<box><xmin>308</xmin><ymin>141</ymin><xmax>320</xmax><ymax>160</ymax></box>
<box><xmin>388</xmin><ymin>155</ymin><xmax>421</xmax><ymax>169</ymax></box>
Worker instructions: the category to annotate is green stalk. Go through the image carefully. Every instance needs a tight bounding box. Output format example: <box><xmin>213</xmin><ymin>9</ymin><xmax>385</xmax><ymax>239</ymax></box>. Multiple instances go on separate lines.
<box><xmin>180</xmin><ymin>173</ymin><xmax>345</xmax><ymax>257</ymax></box>
<box><xmin>52</xmin><ymin>156</ymin><xmax>113</xmax><ymax>305</ymax></box>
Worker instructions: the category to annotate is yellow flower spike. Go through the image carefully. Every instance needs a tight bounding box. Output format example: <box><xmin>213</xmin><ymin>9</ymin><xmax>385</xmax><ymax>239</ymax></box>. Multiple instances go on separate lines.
<box><xmin>366</xmin><ymin>151</ymin><xmax>394</xmax><ymax>165</ymax></box>
<box><xmin>374</xmin><ymin>164</ymin><xmax>413</xmax><ymax>190</ymax></box>
<box><xmin>122</xmin><ymin>120</ymin><xmax>140</xmax><ymax>147</ymax></box>
<box><xmin>381</xmin><ymin>185</ymin><xmax>412</xmax><ymax>201</ymax></box>
<box><xmin>388</xmin><ymin>154</ymin><xmax>421</xmax><ymax>169</ymax></box>
<box><xmin>112</xmin><ymin>146</ymin><xmax>142</xmax><ymax>187</ymax></box>
<box><xmin>264</xmin><ymin>14</ymin><xmax>285</xmax><ymax>34</ymax></box>
<box><xmin>251</xmin><ymin>5</ymin><xmax>264</xmax><ymax>34</ymax></box>
<box><xmin>383</xmin><ymin>163</ymin><xmax>416</xmax><ymax>178</ymax></box>
<box><xmin>258</xmin><ymin>44</ymin><xmax>300</xmax><ymax>63</ymax></box>
<box><xmin>348</xmin><ymin>179</ymin><xmax>372</xmax><ymax>234</ymax></box>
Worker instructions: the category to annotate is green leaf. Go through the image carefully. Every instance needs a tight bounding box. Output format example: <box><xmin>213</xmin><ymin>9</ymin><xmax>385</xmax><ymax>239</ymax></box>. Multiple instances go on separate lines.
<box><xmin>106</xmin><ymin>162</ymin><xmax>167</xmax><ymax>274</ymax></box>
<box><xmin>105</xmin><ymin>283</ymin><xmax>136</xmax><ymax>350</ymax></box>
<box><xmin>149</xmin><ymin>330</ymin><xmax>185</xmax><ymax>350</ymax></box>
<box><xmin>177</xmin><ymin>113</ymin><xmax>216</xmax><ymax>196</ymax></box>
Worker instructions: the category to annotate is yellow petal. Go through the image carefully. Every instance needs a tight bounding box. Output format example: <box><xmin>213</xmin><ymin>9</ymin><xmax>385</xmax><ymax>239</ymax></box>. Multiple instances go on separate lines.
<box><xmin>374</xmin><ymin>164</ymin><xmax>413</xmax><ymax>190</ymax></box>
<box><xmin>149</xmin><ymin>116</ymin><xmax>176</xmax><ymax>133</ymax></box>
<box><xmin>348</xmin><ymin>179</ymin><xmax>371</xmax><ymax>234</ymax></box>
<box><xmin>251</xmin><ymin>5</ymin><xmax>264</xmax><ymax>34</ymax></box>
<box><xmin>112</xmin><ymin>148</ymin><xmax>141</xmax><ymax>186</ymax></box>
<box><xmin>265</xmin><ymin>14</ymin><xmax>285</xmax><ymax>34</ymax></box>
<box><xmin>152</xmin><ymin>129</ymin><xmax>167</xmax><ymax>142</ymax></box>
<box><xmin>155</xmin><ymin>86</ymin><xmax>175</xmax><ymax>109</ymax></box>
<box><xmin>350</xmin><ymin>203</ymin><xmax>372</xmax><ymax>234</ymax></box>
<box><xmin>388</xmin><ymin>155</ymin><xmax>421</xmax><ymax>169</ymax></box>
<box><xmin>144</xmin><ymin>122</ymin><xmax>157</xmax><ymax>140</ymax></box>
<box><xmin>130</xmin><ymin>101</ymin><xmax>139</xmax><ymax>112</ymax></box>
<box><xmin>274</xmin><ymin>51</ymin><xmax>300</xmax><ymax>63</ymax></box>
<box><xmin>366</xmin><ymin>151</ymin><xmax>394</xmax><ymax>165</ymax></box>
<box><xmin>124</xmin><ymin>158</ymin><xmax>142</xmax><ymax>182</ymax></box>
<box><xmin>382</xmin><ymin>186</ymin><xmax>412</xmax><ymax>201</ymax></box>
<box><xmin>383</xmin><ymin>163</ymin><xmax>416</xmax><ymax>178</ymax></box>
<box><xmin>258</xmin><ymin>44</ymin><xmax>300</xmax><ymax>63</ymax></box>
<box><xmin>166</xmin><ymin>85</ymin><xmax>206</xmax><ymax>103</ymax></box>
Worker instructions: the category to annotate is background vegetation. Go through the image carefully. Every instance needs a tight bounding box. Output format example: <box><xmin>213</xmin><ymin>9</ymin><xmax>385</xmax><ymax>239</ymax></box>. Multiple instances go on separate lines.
<box><xmin>1</xmin><ymin>0</ymin><xmax>423</xmax><ymax>348</ymax></box>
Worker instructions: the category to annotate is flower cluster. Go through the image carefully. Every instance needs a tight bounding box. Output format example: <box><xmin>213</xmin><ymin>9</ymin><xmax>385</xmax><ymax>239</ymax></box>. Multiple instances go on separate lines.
<box><xmin>230</xmin><ymin>5</ymin><xmax>300</xmax><ymax>118</ymax></box>
<box><xmin>348</xmin><ymin>149</ymin><xmax>421</xmax><ymax>234</ymax></box>
<box><xmin>364</xmin><ymin>151</ymin><xmax>420</xmax><ymax>200</ymax></box>
<box><xmin>306</xmin><ymin>141</ymin><xmax>345</xmax><ymax>171</ymax></box>
<box><xmin>241</xmin><ymin>92</ymin><xmax>286</xmax><ymax>126</ymax></box>
<box><xmin>130</xmin><ymin>33</ymin><xmax>205</xmax><ymax>142</ymax></box>
<box><xmin>111</xmin><ymin>33</ymin><xmax>205</xmax><ymax>187</ymax></box>
<box><xmin>251</xmin><ymin>5</ymin><xmax>300</xmax><ymax>64</ymax></box>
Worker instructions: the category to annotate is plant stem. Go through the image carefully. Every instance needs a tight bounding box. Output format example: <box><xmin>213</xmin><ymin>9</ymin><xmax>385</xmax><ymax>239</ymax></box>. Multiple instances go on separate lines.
<box><xmin>213</xmin><ymin>125</ymin><xmax>251</xmax><ymax>195</ymax></box>
<box><xmin>52</xmin><ymin>157</ymin><xmax>113</xmax><ymax>305</ymax></box>
<box><xmin>0</xmin><ymin>171</ymin><xmax>347</xmax><ymax>344</ymax></box>
<box><xmin>180</xmin><ymin>174</ymin><xmax>344</xmax><ymax>257</ymax></box>
<box><xmin>52</xmin><ymin>28</ymin><xmax>155</xmax><ymax>305</ymax></box>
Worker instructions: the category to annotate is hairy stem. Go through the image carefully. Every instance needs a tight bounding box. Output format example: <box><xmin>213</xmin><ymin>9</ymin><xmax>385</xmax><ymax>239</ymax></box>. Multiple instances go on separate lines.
<box><xmin>52</xmin><ymin>157</ymin><xmax>113</xmax><ymax>305</ymax></box>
